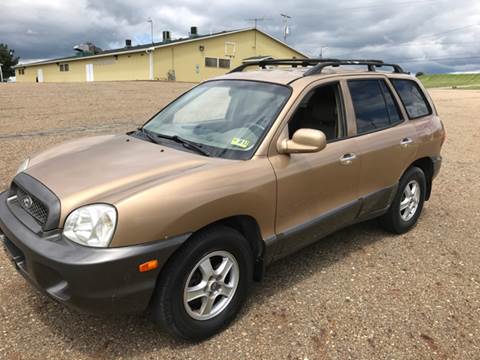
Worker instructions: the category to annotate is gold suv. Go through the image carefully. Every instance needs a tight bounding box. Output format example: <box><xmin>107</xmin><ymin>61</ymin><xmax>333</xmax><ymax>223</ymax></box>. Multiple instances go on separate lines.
<box><xmin>0</xmin><ymin>59</ymin><xmax>444</xmax><ymax>340</ymax></box>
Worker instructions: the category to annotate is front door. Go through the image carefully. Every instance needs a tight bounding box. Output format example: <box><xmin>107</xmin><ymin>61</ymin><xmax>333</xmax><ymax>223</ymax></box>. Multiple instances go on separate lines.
<box><xmin>269</xmin><ymin>81</ymin><xmax>361</xmax><ymax>259</ymax></box>
<box><xmin>86</xmin><ymin>64</ymin><xmax>94</xmax><ymax>82</ymax></box>
<box><xmin>36</xmin><ymin>69</ymin><xmax>44</xmax><ymax>82</ymax></box>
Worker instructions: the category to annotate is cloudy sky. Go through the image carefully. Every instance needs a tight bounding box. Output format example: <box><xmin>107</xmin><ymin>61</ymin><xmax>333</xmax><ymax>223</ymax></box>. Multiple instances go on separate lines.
<box><xmin>2</xmin><ymin>0</ymin><xmax>480</xmax><ymax>73</ymax></box>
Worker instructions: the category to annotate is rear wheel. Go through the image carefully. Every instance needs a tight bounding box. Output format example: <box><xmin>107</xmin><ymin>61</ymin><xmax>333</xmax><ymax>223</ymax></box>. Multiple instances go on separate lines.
<box><xmin>380</xmin><ymin>166</ymin><xmax>426</xmax><ymax>234</ymax></box>
<box><xmin>150</xmin><ymin>225</ymin><xmax>253</xmax><ymax>341</ymax></box>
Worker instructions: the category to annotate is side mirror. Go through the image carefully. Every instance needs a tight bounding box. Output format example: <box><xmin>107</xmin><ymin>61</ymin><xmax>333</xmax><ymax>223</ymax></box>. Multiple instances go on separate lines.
<box><xmin>277</xmin><ymin>128</ymin><xmax>327</xmax><ymax>154</ymax></box>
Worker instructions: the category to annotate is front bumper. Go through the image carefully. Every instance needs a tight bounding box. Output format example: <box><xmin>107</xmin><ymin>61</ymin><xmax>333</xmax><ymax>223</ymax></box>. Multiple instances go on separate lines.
<box><xmin>0</xmin><ymin>191</ymin><xmax>189</xmax><ymax>314</ymax></box>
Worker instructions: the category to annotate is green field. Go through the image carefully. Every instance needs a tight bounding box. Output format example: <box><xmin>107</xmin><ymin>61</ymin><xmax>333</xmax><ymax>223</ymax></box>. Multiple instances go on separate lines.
<box><xmin>418</xmin><ymin>73</ymin><xmax>480</xmax><ymax>89</ymax></box>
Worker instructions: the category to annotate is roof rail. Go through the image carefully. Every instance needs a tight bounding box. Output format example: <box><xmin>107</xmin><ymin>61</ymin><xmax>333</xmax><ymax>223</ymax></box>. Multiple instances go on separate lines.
<box><xmin>303</xmin><ymin>60</ymin><xmax>405</xmax><ymax>75</ymax></box>
<box><xmin>229</xmin><ymin>58</ymin><xmax>340</xmax><ymax>73</ymax></box>
<box><xmin>229</xmin><ymin>58</ymin><xmax>406</xmax><ymax>75</ymax></box>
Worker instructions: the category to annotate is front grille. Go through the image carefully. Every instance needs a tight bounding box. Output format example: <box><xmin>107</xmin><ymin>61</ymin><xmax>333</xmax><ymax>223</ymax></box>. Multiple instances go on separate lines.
<box><xmin>15</xmin><ymin>187</ymin><xmax>49</xmax><ymax>225</ymax></box>
<box><xmin>8</xmin><ymin>173</ymin><xmax>60</xmax><ymax>231</ymax></box>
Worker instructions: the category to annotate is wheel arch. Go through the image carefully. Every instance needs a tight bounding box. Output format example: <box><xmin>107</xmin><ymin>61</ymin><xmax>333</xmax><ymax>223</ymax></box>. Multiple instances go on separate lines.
<box><xmin>406</xmin><ymin>157</ymin><xmax>434</xmax><ymax>200</ymax></box>
<box><xmin>158</xmin><ymin>215</ymin><xmax>266</xmax><ymax>285</ymax></box>
<box><xmin>205</xmin><ymin>215</ymin><xmax>266</xmax><ymax>281</ymax></box>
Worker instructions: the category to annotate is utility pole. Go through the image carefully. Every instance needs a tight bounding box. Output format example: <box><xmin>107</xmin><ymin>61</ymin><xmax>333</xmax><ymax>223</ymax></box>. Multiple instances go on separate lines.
<box><xmin>280</xmin><ymin>13</ymin><xmax>292</xmax><ymax>42</ymax></box>
<box><xmin>147</xmin><ymin>18</ymin><xmax>154</xmax><ymax>44</ymax></box>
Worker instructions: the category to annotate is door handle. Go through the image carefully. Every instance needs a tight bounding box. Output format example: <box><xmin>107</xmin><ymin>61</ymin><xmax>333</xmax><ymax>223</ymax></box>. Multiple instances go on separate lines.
<box><xmin>400</xmin><ymin>138</ymin><xmax>413</xmax><ymax>147</ymax></box>
<box><xmin>340</xmin><ymin>153</ymin><xmax>357</xmax><ymax>165</ymax></box>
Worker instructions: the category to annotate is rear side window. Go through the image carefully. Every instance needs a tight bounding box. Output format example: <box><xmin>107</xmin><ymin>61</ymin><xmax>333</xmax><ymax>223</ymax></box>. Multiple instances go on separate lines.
<box><xmin>379</xmin><ymin>80</ymin><xmax>402</xmax><ymax>125</ymax></box>
<box><xmin>348</xmin><ymin>79</ymin><xmax>403</xmax><ymax>134</ymax></box>
<box><xmin>391</xmin><ymin>79</ymin><xmax>431</xmax><ymax>119</ymax></box>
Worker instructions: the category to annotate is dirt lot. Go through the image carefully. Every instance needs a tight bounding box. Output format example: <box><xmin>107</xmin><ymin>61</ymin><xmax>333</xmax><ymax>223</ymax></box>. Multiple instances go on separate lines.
<box><xmin>0</xmin><ymin>82</ymin><xmax>479</xmax><ymax>359</ymax></box>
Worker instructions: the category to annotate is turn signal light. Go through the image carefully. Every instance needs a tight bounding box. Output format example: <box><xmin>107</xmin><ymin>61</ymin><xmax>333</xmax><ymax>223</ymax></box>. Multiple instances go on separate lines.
<box><xmin>139</xmin><ymin>260</ymin><xmax>158</xmax><ymax>272</ymax></box>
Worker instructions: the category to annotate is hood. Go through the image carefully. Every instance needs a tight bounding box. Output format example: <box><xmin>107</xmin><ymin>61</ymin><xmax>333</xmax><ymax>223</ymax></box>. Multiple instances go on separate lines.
<box><xmin>25</xmin><ymin>134</ymin><xmax>214</xmax><ymax>217</ymax></box>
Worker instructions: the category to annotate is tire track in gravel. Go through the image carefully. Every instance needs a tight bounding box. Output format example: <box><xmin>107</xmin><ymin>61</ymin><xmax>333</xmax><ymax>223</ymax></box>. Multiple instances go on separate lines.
<box><xmin>0</xmin><ymin>121</ymin><xmax>138</xmax><ymax>139</ymax></box>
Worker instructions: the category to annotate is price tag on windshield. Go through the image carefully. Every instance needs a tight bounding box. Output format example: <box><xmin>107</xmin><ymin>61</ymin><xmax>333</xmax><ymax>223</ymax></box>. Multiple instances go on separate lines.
<box><xmin>230</xmin><ymin>137</ymin><xmax>250</xmax><ymax>149</ymax></box>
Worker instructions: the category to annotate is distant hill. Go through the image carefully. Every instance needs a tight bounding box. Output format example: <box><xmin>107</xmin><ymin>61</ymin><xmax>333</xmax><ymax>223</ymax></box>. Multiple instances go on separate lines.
<box><xmin>418</xmin><ymin>73</ymin><xmax>480</xmax><ymax>89</ymax></box>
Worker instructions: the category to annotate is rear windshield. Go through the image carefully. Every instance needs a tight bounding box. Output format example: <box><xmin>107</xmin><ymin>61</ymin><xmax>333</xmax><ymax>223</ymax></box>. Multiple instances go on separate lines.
<box><xmin>391</xmin><ymin>79</ymin><xmax>432</xmax><ymax>119</ymax></box>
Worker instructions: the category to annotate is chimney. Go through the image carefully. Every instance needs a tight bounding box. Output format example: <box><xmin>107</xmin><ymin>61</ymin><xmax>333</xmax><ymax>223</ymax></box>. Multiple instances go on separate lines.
<box><xmin>190</xmin><ymin>26</ymin><xmax>198</xmax><ymax>37</ymax></box>
<box><xmin>125</xmin><ymin>39</ymin><xmax>132</xmax><ymax>48</ymax></box>
<box><xmin>162</xmin><ymin>31</ymin><xmax>171</xmax><ymax>42</ymax></box>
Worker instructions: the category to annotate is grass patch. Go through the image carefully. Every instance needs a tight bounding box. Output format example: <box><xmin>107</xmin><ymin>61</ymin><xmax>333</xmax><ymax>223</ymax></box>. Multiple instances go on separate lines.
<box><xmin>418</xmin><ymin>73</ymin><xmax>480</xmax><ymax>89</ymax></box>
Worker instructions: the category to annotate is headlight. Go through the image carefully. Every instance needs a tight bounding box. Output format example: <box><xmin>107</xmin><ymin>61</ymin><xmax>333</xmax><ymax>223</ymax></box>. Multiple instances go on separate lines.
<box><xmin>16</xmin><ymin>158</ymin><xmax>30</xmax><ymax>174</ymax></box>
<box><xmin>63</xmin><ymin>204</ymin><xmax>117</xmax><ymax>248</ymax></box>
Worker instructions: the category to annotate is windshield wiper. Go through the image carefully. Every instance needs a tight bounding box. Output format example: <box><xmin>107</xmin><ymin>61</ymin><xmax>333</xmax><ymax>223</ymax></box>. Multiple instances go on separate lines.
<box><xmin>156</xmin><ymin>133</ymin><xmax>211</xmax><ymax>157</ymax></box>
<box><xmin>137</xmin><ymin>128</ymin><xmax>163</xmax><ymax>145</ymax></box>
<box><xmin>137</xmin><ymin>128</ymin><xmax>210</xmax><ymax>156</ymax></box>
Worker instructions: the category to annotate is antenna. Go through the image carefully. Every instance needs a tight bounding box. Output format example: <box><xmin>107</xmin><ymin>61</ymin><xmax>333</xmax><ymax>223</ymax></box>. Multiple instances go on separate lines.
<box><xmin>246</xmin><ymin>17</ymin><xmax>270</xmax><ymax>52</ymax></box>
<box><xmin>246</xmin><ymin>17</ymin><xmax>266</xmax><ymax>29</ymax></box>
<box><xmin>319</xmin><ymin>46</ymin><xmax>328</xmax><ymax>59</ymax></box>
<box><xmin>280</xmin><ymin>13</ymin><xmax>292</xmax><ymax>42</ymax></box>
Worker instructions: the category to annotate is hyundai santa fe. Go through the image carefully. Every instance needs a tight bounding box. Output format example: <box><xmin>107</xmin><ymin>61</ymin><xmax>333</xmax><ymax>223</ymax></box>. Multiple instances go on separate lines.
<box><xmin>0</xmin><ymin>59</ymin><xmax>444</xmax><ymax>340</ymax></box>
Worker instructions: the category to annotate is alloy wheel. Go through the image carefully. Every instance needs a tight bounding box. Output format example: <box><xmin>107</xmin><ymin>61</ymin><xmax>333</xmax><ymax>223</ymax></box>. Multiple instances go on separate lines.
<box><xmin>183</xmin><ymin>251</ymin><xmax>239</xmax><ymax>321</ymax></box>
<box><xmin>399</xmin><ymin>179</ymin><xmax>421</xmax><ymax>221</ymax></box>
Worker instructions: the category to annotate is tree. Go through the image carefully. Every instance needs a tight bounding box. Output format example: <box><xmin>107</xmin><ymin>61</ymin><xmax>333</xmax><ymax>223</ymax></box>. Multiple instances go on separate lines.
<box><xmin>0</xmin><ymin>44</ymin><xmax>20</xmax><ymax>78</ymax></box>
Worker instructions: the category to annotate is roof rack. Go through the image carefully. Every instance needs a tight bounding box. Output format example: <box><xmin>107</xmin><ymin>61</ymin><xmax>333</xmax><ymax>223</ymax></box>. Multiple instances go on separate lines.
<box><xmin>229</xmin><ymin>58</ymin><xmax>406</xmax><ymax>75</ymax></box>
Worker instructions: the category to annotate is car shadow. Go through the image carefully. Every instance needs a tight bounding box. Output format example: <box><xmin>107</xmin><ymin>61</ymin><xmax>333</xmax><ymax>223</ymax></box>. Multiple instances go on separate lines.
<box><xmin>27</xmin><ymin>218</ymin><xmax>402</xmax><ymax>357</ymax></box>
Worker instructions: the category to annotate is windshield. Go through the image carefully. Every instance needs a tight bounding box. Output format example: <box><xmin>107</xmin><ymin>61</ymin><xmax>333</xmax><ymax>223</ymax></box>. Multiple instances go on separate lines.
<box><xmin>143</xmin><ymin>80</ymin><xmax>291</xmax><ymax>159</ymax></box>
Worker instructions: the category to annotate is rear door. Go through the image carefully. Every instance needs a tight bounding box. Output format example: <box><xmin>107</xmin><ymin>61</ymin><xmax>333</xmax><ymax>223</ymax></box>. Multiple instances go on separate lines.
<box><xmin>345</xmin><ymin>76</ymin><xmax>418</xmax><ymax>217</ymax></box>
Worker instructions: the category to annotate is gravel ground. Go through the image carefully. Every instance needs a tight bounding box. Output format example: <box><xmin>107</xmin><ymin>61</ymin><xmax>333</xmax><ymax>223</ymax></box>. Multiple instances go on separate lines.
<box><xmin>0</xmin><ymin>82</ymin><xmax>479</xmax><ymax>360</ymax></box>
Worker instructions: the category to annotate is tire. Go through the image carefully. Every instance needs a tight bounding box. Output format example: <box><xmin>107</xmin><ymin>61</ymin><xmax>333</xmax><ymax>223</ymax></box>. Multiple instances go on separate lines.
<box><xmin>380</xmin><ymin>166</ymin><xmax>426</xmax><ymax>234</ymax></box>
<box><xmin>150</xmin><ymin>225</ymin><xmax>253</xmax><ymax>341</ymax></box>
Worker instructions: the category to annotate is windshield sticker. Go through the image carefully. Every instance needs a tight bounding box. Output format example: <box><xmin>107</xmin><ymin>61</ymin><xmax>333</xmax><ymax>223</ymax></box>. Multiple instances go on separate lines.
<box><xmin>231</xmin><ymin>137</ymin><xmax>250</xmax><ymax>149</ymax></box>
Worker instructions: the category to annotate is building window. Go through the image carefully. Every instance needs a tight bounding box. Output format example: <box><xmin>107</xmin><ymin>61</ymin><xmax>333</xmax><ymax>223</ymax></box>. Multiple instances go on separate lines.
<box><xmin>219</xmin><ymin>59</ymin><xmax>231</xmax><ymax>69</ymax></box>
<box><xmin>18</xmin><ymin>68</ymin><xmax>25</xmax><ymax>75</ymax></box>
<box><xmin>59</xmin><ymin>64</ymin><xmax>70</xmax><ymax>72</ymax></box>
<box><xmin>205</xmin><ymin>57</ymin><xmax>218</xmax><ymax>68</ymax></box>
<box><xmin>225</xmin><ymin>42</ymin><xmax>236</xmax><ymax>56</ymax></box>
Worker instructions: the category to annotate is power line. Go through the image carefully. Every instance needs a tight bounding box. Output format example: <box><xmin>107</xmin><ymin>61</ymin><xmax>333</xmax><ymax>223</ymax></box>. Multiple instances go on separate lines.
<box><xmin>331</xmin><ymin>41</ymin><xmax>480</xmax><ymax>53</ymax></box>
<box><xmin>342</xmin><ymin>0</ymin><xmax>441</xmax><ymax>10</ymax></box>
<box><xmin>328</xmin><ymin>22</ymin><xmax>480</xmax><ymax>58</ymax></box>
<box><xmin>391</xmin><ymin>55</ymin><xmax>480</xmax><ymax>63</ymax></box>
<box><xmin>413</xmin><ymin>23</ymin><xmax>479</xmax><ymax>39</ymax></box>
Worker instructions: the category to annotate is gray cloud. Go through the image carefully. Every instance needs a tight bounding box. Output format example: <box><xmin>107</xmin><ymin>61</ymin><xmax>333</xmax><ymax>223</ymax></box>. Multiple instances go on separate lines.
<box><xmin>1</xmin><ymin>0</ymin><xmax>479</xmax><ymax>73</ymax></box>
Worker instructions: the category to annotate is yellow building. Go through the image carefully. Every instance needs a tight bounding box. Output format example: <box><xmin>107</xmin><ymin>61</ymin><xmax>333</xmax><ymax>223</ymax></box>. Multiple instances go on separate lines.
<box><xmin>14</xmin><ymin>28</ymin><xmax>306</xmax><ymax>83</ymax></box>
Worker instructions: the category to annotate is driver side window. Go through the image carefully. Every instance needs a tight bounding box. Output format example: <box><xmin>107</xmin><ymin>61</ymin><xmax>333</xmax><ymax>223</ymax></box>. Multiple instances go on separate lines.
<box><xmin>288</xmin><ymin>82</ymin><xmax>345</xmax><ymax>141</ymax></box>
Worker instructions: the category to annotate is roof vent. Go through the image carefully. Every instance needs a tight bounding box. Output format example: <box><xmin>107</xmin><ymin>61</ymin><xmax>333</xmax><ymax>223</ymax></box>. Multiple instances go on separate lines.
<box><xmin>162</xmin><ymin>31</ymin><xmax>171</xmax><ymax>42</ymax></box>
<box><xmin>125</xmin><ymin>39</ymin><xmax>132</xmax><ymax>48</ymax></box>
<box><xmin>73</xmin><ymin>42</ymin><xmax>103</xmax><ymax>55</ymax></box>
<box><xmin>190</xmin><ymin>26</ymin><xmax>198</xmax><ymax>38</ymax></box>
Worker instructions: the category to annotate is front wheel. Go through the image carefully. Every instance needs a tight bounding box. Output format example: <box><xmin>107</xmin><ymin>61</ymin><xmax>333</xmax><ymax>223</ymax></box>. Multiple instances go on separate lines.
<box><xmin>150</xmin><ymin>226</ymin><xmax>253</xmax><ymax>341</ymax></box>
<box><xmin>380</xmin><ymin>166</ymin><xmax>426</xmax><ymax>234</ymax></box>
